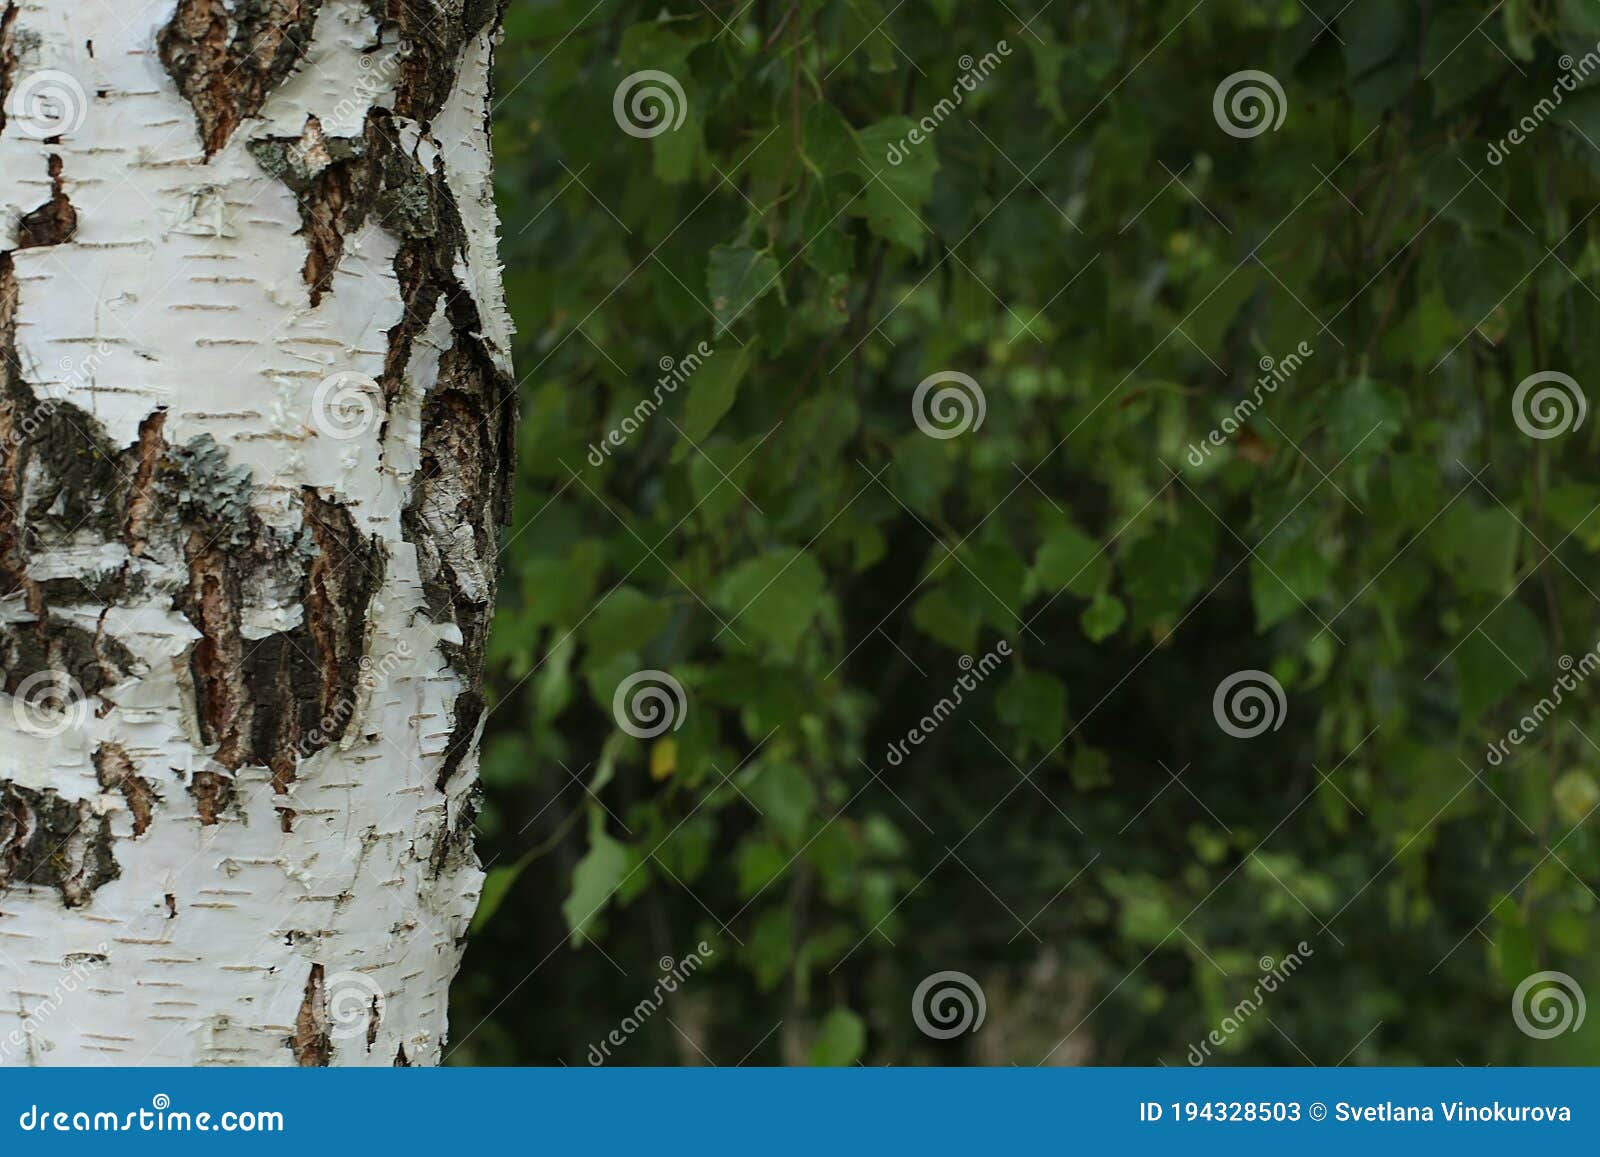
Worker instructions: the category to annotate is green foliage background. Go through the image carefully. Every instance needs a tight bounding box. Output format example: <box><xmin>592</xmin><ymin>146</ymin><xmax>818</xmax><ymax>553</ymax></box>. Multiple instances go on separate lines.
<box><xmin>449</xmin><ymin>0</ymin><xmax>1600</xmax><ymax>1065</ymax></box>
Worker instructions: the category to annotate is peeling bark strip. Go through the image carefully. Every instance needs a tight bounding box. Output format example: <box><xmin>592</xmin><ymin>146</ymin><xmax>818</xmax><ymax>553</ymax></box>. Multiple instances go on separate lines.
<box><xmin>158</xmin><ymin>0</ymin><xmax>324</xmax><ymax>157</ymax></box>
<box><xmin>1</xmin><ymin>0</ymin><xmax>510</xmax><ymax>1066</ymax></box>
<box><xmin>93</xmin><ymin>743</ymin><xmax>156</xmax><ymax>836</ymax></box>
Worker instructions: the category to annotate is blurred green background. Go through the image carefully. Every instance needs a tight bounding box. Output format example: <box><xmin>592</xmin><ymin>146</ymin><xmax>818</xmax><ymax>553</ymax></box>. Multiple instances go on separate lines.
<box><xmin>446</xmin><ymin>0</ymin><xmax>1600</xmax><ymax>1065</ymax></box>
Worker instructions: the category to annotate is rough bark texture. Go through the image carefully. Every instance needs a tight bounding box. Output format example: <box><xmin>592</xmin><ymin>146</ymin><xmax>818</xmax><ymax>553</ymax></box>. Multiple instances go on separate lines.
<box><xmin>0</xmin><ymin>0</ymin><xmax>513</xmax><ymax>1065</ymax></box>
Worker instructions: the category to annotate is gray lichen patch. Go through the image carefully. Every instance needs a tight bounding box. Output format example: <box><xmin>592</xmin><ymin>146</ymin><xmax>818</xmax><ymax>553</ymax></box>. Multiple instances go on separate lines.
<box><xmin>158</xmin><ymin>0</ymin><xmax>325</xmax><ymax>158</ymax></box>
<box><xmin>0</xmin><ymin>780</ymin><xmax>119</xmax><ymax>907</ymax></box>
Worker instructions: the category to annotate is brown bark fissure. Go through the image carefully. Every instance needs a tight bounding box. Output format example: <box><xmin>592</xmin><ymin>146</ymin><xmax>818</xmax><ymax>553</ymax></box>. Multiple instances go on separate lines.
<box><xmin>158</xmin><ymin>0</ymin><xmax>324</xmax><ymax>158</ymax></box>
<box><xmin>0</xmin><ymin>3</ymin><xmax>19</xmax><ymax>140</ymax></box>
<box><xmin>15</xmin><ymin>154</ymin><xmax>77</xmax><ymax>249</ymax></box>
<box><xmin>290</xmin><ymin>962</ymin><xmax>332</xmax><ymax>1065</ymax></box>
<box><xmin>93</xmin><ymin>742</ymin><xmax>157</xmax><ymax>837</ymax></box>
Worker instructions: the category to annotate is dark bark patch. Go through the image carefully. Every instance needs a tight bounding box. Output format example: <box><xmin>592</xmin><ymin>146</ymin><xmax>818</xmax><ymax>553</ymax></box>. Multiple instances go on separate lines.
<box><xmin>0</xmin><ymin>4</ymin><xmax>19</xmax><ymax>139</ymax></box>
<box><xmin>16</xmin><ymin>155</ymin><xmax>76</xmax><ymax>249</ymax></box>
<box><xmin>248</xmin><ymin>116</ymin><xmax>374</xmax><ymax>306</ymax></box>
<box><xmin>249</xmin><ymin>110</ymin><xmax>442</xmax><ymax>308</ymax></box>
<box><xmin>164</xmin><ymin>438</ymin><xmax>382</xmax><ymax>803</ymax></box>
<box><xmin>188</xmin><ymin>771</ymin><xmax>234</xmax><ymax>827</ymax></box>
<box><xmin>405</xmin><ymin>352</ymin><xmax>512</xmax><ymax>789</ymax></box>
<box><xmin>0</xmin><ymin>780</ymin><xmax>119</xmax><ymax>906</ymax></box>
<box><xmin>363</xmin><ymin>0</ymin><xmax>499</xmax><ymax>123</ymax></box>
<box><xmin>158</xmin><ymin>0</ymin><xmax>324</xmax><ymax>158</ymax></box>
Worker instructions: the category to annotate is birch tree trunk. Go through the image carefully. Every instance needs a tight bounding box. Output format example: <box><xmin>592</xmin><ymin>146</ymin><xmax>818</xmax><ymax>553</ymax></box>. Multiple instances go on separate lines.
<box><xmin>0</xmin><ymin>0</ymin><xmax>513</xmax><ymax>1065</ymax></box>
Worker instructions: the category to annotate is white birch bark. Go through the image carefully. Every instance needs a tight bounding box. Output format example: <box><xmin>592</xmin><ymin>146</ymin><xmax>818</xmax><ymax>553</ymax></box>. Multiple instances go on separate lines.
<box><xmin>0</xmin><ymin>0</ymin><xmax>513</xmax><ymax>1065</ymax></box>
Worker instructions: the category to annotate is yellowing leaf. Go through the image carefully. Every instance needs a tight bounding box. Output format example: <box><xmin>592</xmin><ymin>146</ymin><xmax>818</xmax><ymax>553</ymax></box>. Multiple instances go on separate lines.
<box><xmin>650</xmin><ymin>737</ymin><xmax>678</xmax><ymax>781</ymax></box>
